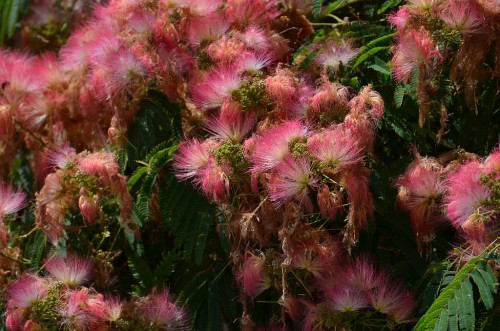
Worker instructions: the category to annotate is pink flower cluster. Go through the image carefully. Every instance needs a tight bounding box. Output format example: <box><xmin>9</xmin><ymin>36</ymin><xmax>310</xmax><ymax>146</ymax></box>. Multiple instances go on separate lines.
<box><xmin>0</xmin><ymin>0</ymin><xmax>304</xmax><ymax>182</ymax></box>
<box><xmin>389</xmin><ymin>0</ymin><xmax>499</xmax><ymax>125</ymax></box>
<box><xmin>174</xmin><ymin>75</ymin><xmax>384</xmax><ymax>245</ymax></box>
<box><xmin>397</xmin><ymin>148</ymin><xmax>500</xmax><ymax>253</ymax></box>
<box><xmin>5</xmin><ymin>254</ymin><xmax>187</xmax><ymax>331</ymax></box>
<box><xmin>35</xmin><ymin>149</ymin><xmax>133</xmax><ymax>245</ymax></box>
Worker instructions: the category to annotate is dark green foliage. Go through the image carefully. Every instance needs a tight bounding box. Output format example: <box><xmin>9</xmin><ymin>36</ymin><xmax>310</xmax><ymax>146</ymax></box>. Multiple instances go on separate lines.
<box><xmin>415</xmin><ymin>256</ymin><xmax>498</xmax><ymax>331</ymax></box>
<box><xmin>0</xmin><ymin>0</ymin><xmax>28</xmax><ymax>44</ymax></box>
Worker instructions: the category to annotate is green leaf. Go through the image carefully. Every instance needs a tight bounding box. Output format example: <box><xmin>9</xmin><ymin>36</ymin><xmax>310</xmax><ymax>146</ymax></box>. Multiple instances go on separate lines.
<box><xmin>312</xmin><ymin>0</ymin><xmax>323</xmax><ymax>18</ymax></box>
<box><xmin>353</xmin><ymin>46</ymin><xmax>390</xmax><ymax>69</ymax></box>
<box><xmin>377</xmin><ymin>0</ymin><xmax>404</xmax><ymax>14</ymax></box>
<box><xmin>471</xmin><ymin>269</ymin><xmax>494</xmax><ymax>310</ymax></box>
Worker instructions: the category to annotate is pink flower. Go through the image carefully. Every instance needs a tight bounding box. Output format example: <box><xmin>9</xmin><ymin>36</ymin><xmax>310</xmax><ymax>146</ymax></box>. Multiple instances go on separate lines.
<box><xmin>193</xmin><ymin>158</ymin><xmax>232</xmax><ymax>203</ymax></box>
<box><xmin>7</xmin><ymin>275</ymin><xmax>47</xmax><ymax>310</ymax></box>
<box><xmin>44</xmin><ymin>145</ymin><xmax>77</xmax><ymax>170</ymax></box>
<box><xmin>308</xmin><ymin>80</ymin><xmax>350</xmax><ymax>121</ymax></box>
<box><xmin>79</xmin><ymin>152</ymin><xmax>120</xmax><ymax>178</ymax></box>
<box><xmin>251</xmin><ymin>120</ymin><xmax>308</xmax><ymax>172</ymax></box>
<box><xmin>86</xmin><ymin>295</ymin><xmax>122</xmax><ymax>322</ymax></box>
<box><xmin>483</xmin><ymin>148</ymin><xmax>500</xmax><ymax>177</ymax></box>
<box><xmin>307</xmin><ymin>125</ymin><xmax>363</xmax><ymax>169</ymax></box>
<box><xmin>238</xmin><ymin>26</ymin><xmax>271</xmax><ymax>52</ymax></box>
<box><xmin>45</xmin><ymin>254</ymin><xmax>94</xmax><ymax>287</ymax></box>
<box><xmin>396</xmin><ymin>157</ymin><xmax>446</xmax><ymax>242</ymax></box>
<box><xmin>0</xmin><ymin>183</ymin><xmax>27</xmax><ymax>219</ymax></box>
<box><xmin>237</xmin><ymin>252</ymin><xmax>271</xmax><ymax>299</ymax></box>
<box><xmin>236</xmin><ymin>52</ymin><xmax>273</xmax><ymax>74</ymax></box>
<box><xmin>173</xmin><ymin>138</ymin><xmax>214</xmax><ymax>180</ymax></box>
<box><xmin>225</xmin><ymin>0</ymin><xmax>280</xmax><ymax>26</ymax></box>
<box><xmin>445</xmin><ymin>161</ymin><xmax>490</xmax><ymax>230</ymax></box>
<box><xmin>391</xmin><ymin>27</ymin><xmax>442</xmax><ymax>83</ymax></box>
<box><xmin>204</xmin><ymin>110</ymin><xmax>256</xmax><ymax>142</ymax></box>
<box><xmin>58</xmin><ymin>289</ymin><xmax>90</xmax><ymax>330</ymax></box>
<box><xmin>439</xmin><ymin>0</ymin><xmax>485</xmax><ymax>34</ymax></box>
<box><xmin>343</xmin><ymin>257</ymin><xmax>378</xmax><ymax>291</ymax></box>
<box><xmin>78</xmin><ymin>188</ymin><xmax>100</xmax><ymax>225</ymax></box>
<box><xmin>265</xmin><ymin>68</ymin><xmax>297</xmax><ymax>106</ymax></box>
<box><xmin>316</xmin><ymin>41</ymin><xmax>358</xmax><ymax>72</ymax></box>
<box><xmin>138</xmin><ymin>289</ymin><xmax>188</xmax><ymax>329</ymax></box>
<box><xmin>268</xmin><ymin>156</ymin><xmax>317</xmax><ymax>210</ymax></box>
<box><xmin>192</xmin><ymin>66</ymin><xmax>242</xmax><ymax>109</ymax></box>
<box><xmin>187</xmin><ymin>14</ymin><xmax>230</xmax><ymax>46</ymax></box>
<box><xmin>348</xmin><ymin>84</ymin><xmax>385</xmax><ymax>122</ymax></box>
<box><xmin>104</xmin><ymin>49</ymin><xmax>147</xmax><ymax>97</ymax></box>
<box><xmin>370</xmin><ymin>271</ymin><xmax>415</xmax><ymax>322</ymax></box>
<box><xmin>326</xmin><ymin>283</ymin><xmax>369</xmax><ymax>312</ymax></box>
<box><xmin>5</xmin><ymin>309</ymin><xmax>23</xmax><ymax>331</ymax></box>
<box><xmin>388</xmin><ymin>7</ymin><xmax>411</xmax><ymax>32</ymax></box>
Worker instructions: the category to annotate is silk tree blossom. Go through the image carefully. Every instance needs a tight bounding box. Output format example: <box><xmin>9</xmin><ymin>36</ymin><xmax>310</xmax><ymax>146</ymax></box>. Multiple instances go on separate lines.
<box><xmin>173</xmin><ymin>138</ymin><xmax>215</xmax><ymax>181</ymax></box>
<box><xmin>308</xmin><ymin>125</ymin><xmax>363</xmax><ymax>170</ymax></box>
<box><xmin>316</xmin><ymin>41</ymin><xmax>358</xmax><ymax>72</ymax></box>
<box><xmin>204</xmin><ymin>110</ymin><xmax>256</xmax><ymax>142</ymax></box>
<box><xmin>87</xmin><ymin>295</ymin><xmax>123</xmax><ymax>322</ymax></box>
<box><xmin>439</xmin><ymin>0</ymin><xmax>485</xmax><ymax>34</ymax></box>
<box><xmin>192</xmin><ymin>66</ymin><xmax>242</xmax><ymax>109</ymax></box>
<box><xmin>238</xmin><ymin>26</ymin><xmax>272</xmax><ymax>52</ymax></box>
<box><xmin>187</xmin><ymin>14</ymin><xmax>230</xmax><ymax>46</ymax></box>
<box><xmin>7</xmin><ymin>275</ymin><xmax>47</xmax><ymax>310</ymax></box>
<box><xmin>58</xmin><ymin>289</ymin><xmax>91</xmax><ymax>330</ymax></box>
<box><xmin>326</xmin><ymin>284</ymin><xmax>369</xmax><ymax>312</ymax></box>
<box><xmin>391</xmin><ymin>27</ymin><xmax>443</xmax><ymax>83</ymax></box>
<box><xmin>388</xmin><ymin>7</ymin><xmax>411</xmax><ymax>32</ymax></box>
<box><xmin>445</xmin><ymin>161</ymin><xmax>490</xmax><ymax>230</ymax></box>
<box><xmin>0</xmin><ymin>182</ymin><xmax>27</xmax><ymax>219</ymax></box>
<box><xmin>237</xmin><ymin>252</ymin><xmax>272</xmax><ymax>299</ymax></box>
<box><xmin>342</xmin><ymin>257</ymin><xmax>378</xmax><ymax>291</ymax></box>
<box><xmin>225</xmin><ymin>0</ymin><xmax>280</xmax><ymax>27</ymax></box>
<box><xmin>45</xmin><ymin>254</ymin><xmax>94</xmax><ymax>287</ymax></box>
<box><xmin>268</xmin><ymin>156</ymin><xmax>318</xmax><ymax>210</ymax></box>
<box><xmin>138</xmin><ymin>289</ymin><xmax>188</xmax><ymax>330</ymax></box>
<box><xmin>193</xmin><ymin>158</ymin><xmax>232</xmax><ymax>203</ymax></box>
<box><xmin>370</xmin><ymin>271</ymin><xmax>415</xmax><ymax>323</ymax></box>
<box><xmin>251</xmin><ymin>120</ymin><xmax>308</xmax><ymax>172</ymax></box>
<box><xmin>396</xmin><ymin>157</ymin><xmax>446</xmax><ymax>242</ymax></box>
<box><xmin>236</xmin><ymin>52</ymin><xmax>273</xmax><ymax>74</ymax></box>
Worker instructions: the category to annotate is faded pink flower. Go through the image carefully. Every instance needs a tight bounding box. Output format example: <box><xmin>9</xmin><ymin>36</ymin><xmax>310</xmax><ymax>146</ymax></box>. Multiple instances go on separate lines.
<box><xmin>225</xmin><ymin>0</ymin><xmax>280</xmax><ymax>26</ymax></box>
<box><xmin>79</xmin><ymin>152</ymin><xmax>119</xmax><ymax>178</ymax></box>
<box><xmin>45</xmin><ymin>254</ymin><xmax>94</xmax><ymax>287</ymax></box>
<box><xmin>317</xmin><ymin>185</ymin><xmax>343</xmax><ymax>220</ymax></box>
